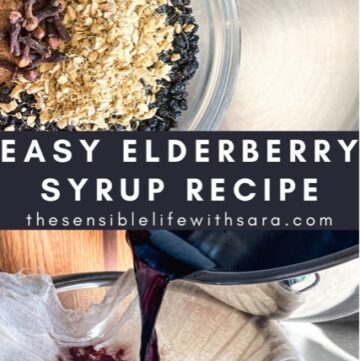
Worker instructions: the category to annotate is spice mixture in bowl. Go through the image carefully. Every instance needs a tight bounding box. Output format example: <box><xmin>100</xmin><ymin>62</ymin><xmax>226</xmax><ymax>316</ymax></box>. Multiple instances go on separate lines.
<box><xmin>0</xmin><ymin>0</ymin><xmax>240</xmax><ymax>131</ymax></box>
<box><xmin>0</xmin><ymin>0</ymin><xmax>200</xmax><ymax>131</ymax></box>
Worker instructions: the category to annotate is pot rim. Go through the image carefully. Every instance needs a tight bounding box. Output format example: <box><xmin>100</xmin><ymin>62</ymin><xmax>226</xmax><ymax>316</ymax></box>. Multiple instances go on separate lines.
<box><xmin>53</xmin><ymin>245</ymin><xmax>359</xmax><ymax>290</ymax></box>
<box><xmin>186</xmin><ymin>245</ymin><xmax>359</xmax><ymax>285</ymax></box>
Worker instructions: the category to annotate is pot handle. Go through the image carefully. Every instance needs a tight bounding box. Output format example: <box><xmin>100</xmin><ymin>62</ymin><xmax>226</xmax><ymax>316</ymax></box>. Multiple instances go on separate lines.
<box><xmin>282</xmin><ymin>273</ymin><xmax>320</xmax><ymax>293</ymax></box>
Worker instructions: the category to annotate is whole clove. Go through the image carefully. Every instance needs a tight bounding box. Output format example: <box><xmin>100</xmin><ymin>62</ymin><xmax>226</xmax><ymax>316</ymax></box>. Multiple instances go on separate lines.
<box><xmin>19</xmin><ymin>36</ymin><xmax>50</xmax><ymax>56</ymax></box>
<box><xmin>9</xmin><ymin>12</ymin><xmax>23</xmax><ymax>57</ymax></box>
<box><xmin>49</xmin><ymin>0</ymin><xmax>65</xmax><ymax>11</ymax></box>
<box><xmin>39</xmin><ymin>52</ymin><xmax>67</xmax><ymax>64</ymax></box>
<box><xmin>46</xmin><ymin>20</ymin><xmax>58</xmax><ymax>37</ymax></box>
<box><xmin>23</xmin><ymin>0</ymin><xmax>39</xmax><ymax>32</ymax></box>
<box><xmin>46</xmin><ymin>20</ymin><xmax>61</xmax><ymax>49</ymax></box>
<box><xmin>35</xmin><ymin>1</ymin><xmax>66</xmax><ymax>24</ymax></box>
<box><xmin>49</xmin><ymin>15</ymin><xmax>70</xmax><ymax>41</ymax></box>
<box><xmin>23</xmin><ymin>68</ymin><xmax>39</xmax><ymax>81</ymax></box>
<box><xmin>48</xmin><ymin>37</ymin><xmax>60</xmax><ymax>50</ymax></box>
<box><xmin>36</xmin><ymin>8</ymin><xmax>60</xmax><ymax>23</ymax></box>
<box><xmin>32</xmin><ymin>27</ymin><xmax>46</xmax><ymax>40</ymax></box>
<box><xmin>17</xmin><ymin>45</ymin><xmax>31</xmax><ymax>68</ymax></box>
<box><xmin>29</xmin><ymin>52</ymin><xmax>67</xmax><ymax>68</ymax></box>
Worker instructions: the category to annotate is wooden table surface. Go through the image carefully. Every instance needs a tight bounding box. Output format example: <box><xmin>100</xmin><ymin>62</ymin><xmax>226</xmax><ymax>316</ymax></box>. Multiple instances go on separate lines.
<box><xmin>0</xmin><ymin>230</ymin><xmax>133</xmax><ymax>276</ymax></box>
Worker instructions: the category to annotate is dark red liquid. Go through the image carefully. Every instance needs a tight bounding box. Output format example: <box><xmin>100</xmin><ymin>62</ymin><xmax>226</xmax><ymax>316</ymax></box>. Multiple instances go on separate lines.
<box><xmin>128</xmin><ymin>231</ymin><xmax>203</xmax><ymax>361</ymax></box>
<box><xmin>68</xmin><ymin>346</ymin><xmax>126</xmax><ymax>361</ymax></box>
<box><xmin>134</xmin><ymin>259</ymin><xmax>169</xmax><ymax>361</ymax></box>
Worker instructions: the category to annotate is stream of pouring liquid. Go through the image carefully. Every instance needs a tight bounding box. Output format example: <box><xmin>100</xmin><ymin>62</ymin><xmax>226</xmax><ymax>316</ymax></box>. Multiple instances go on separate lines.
<box><xmin>128</xmin><ymin>230</ymin><xmax>216</xmax><ymax>361</ymax></box>
<box><xmin>133</xmin><ymin>258</ymin><xmax>170</xmax><ymax>361</ymax></box>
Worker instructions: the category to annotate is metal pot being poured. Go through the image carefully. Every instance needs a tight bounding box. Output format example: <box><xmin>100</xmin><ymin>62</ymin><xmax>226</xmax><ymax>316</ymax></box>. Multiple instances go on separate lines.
<box><xmin>126</xmin><ymin>230</ymin><xmax>358</xmax><ymax>285</ymax></box>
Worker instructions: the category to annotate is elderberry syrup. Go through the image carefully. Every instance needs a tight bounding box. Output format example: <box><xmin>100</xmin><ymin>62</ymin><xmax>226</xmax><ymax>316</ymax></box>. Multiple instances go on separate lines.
<box><xmin>67</xmin><ymin>346</ymin><xmax>127</xmax><ymax>361</ymax></box>
<box><xmin>127</xmin><ymin>230</ymin><xmax>217</xmax><ymax>361</ymax></box>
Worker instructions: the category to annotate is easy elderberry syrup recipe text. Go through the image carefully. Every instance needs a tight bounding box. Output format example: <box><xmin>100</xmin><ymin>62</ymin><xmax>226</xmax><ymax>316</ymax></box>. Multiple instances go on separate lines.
<box><xmin>0</xmin><ymin>138</ymin><xmax>358</xmax><ymax>163</ymax></box>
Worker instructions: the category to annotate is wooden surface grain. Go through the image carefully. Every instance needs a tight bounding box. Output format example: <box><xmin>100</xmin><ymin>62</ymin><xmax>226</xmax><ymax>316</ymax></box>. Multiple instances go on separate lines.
<box><xmin>0</xmin><ymin>230</ymin><xmax>133</xmax><ymax>276</ymax></box>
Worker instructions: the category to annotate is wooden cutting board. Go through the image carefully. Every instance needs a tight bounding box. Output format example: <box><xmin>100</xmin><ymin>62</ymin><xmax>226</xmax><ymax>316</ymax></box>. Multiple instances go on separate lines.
<box><xmin>0</xmin><ymin>230</ymin><xmax>133</xmax><ymax>276</ymax></box>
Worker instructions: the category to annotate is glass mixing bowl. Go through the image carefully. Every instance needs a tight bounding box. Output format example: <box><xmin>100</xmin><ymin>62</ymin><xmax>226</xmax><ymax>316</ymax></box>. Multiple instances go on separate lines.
<box><xmin>177</xmin><ymin>0</ymin><xmax>241</xmax><ymax>131</ymax></box>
